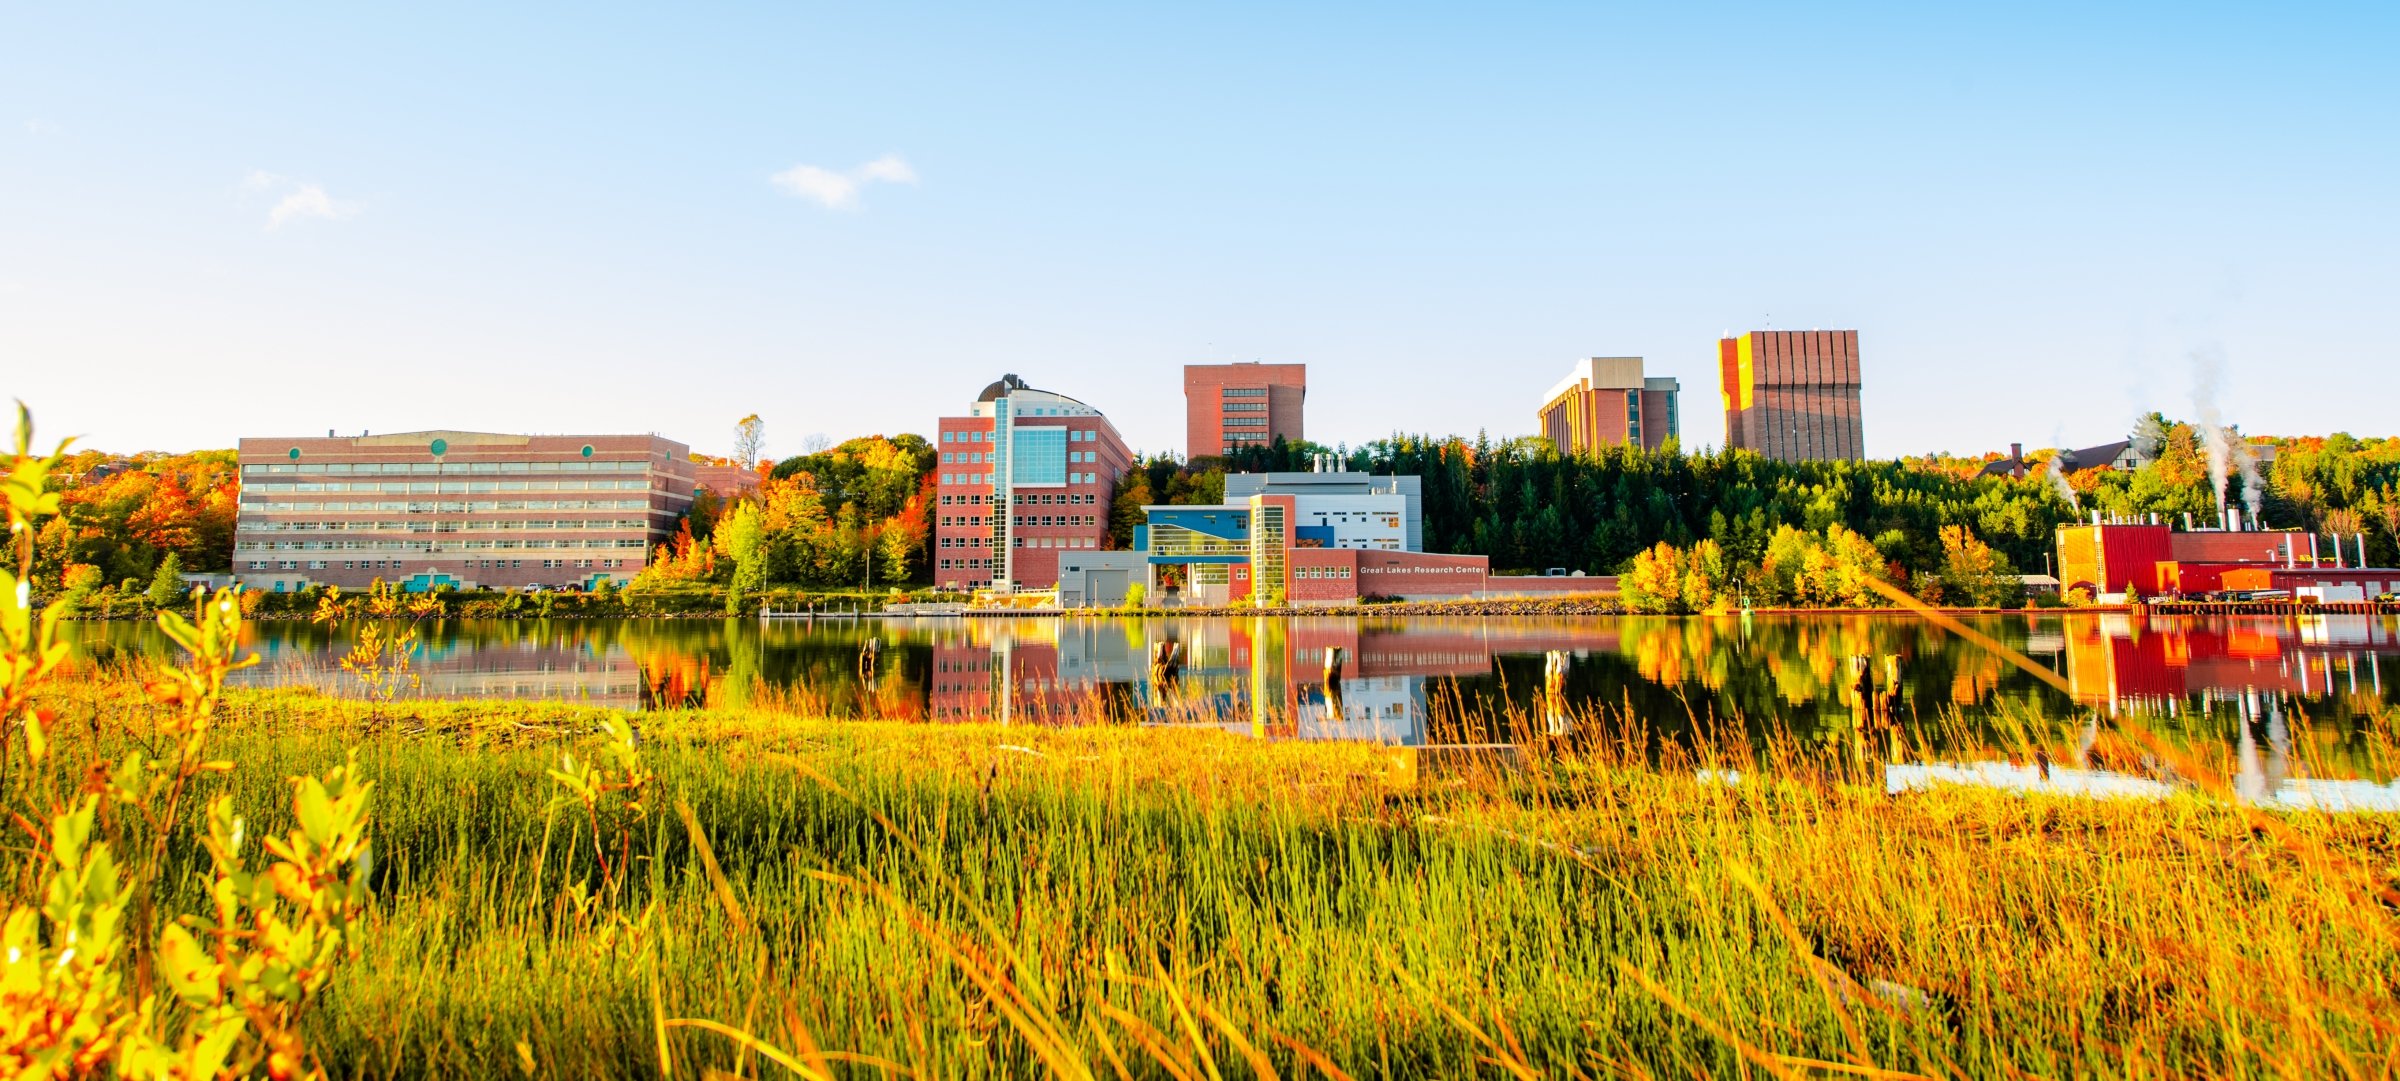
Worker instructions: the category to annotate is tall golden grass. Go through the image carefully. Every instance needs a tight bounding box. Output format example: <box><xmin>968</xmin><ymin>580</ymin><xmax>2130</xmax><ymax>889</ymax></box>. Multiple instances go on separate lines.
<box><xmin>13</xmin><ymin>657</ymin><xmax>2397</xmax><ymax>1078</ymax></box>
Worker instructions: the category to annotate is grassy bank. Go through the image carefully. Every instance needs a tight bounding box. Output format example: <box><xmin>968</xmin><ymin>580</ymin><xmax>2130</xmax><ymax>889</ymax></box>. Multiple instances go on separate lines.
<box><xmin>15</xmin><ymin>675</ymin><xmax>2400</xmax><ymax>1078</ymax></box>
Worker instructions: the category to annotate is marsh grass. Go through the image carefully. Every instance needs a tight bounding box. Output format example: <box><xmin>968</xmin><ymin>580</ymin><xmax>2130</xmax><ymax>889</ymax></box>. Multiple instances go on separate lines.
<box><xmin>15</xmin><ymin>668</ymin><xmax>2400</xmax><ymax>1079</ymax></box>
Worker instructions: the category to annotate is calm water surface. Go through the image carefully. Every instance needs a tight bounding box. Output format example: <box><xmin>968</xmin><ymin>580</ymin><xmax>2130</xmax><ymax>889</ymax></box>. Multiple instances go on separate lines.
<box><xmin>65</xmin><ymin>612</ymin><xmax>2400</xmax><ymax>806</ymax></box>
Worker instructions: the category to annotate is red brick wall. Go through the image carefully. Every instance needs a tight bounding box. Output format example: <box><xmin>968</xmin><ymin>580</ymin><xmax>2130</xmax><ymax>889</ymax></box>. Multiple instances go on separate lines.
<box><xmin>1356</xmin><ymin>551</ymin><xmax>1488</xmax><ymax>599</ymax></box>
<box><xmin>1287</xmin><ymin>548</ymin><xmax>1359</xmax><ymax>605</ymax></box>
<box><xmin>1183</xmin><ymin>362</ymin><xmax>1306</xmax><ymax>460</ymax></box>
<box><xmin>932</xmin><ymin>407</ymin><xmax>1129</xmax><ymax>591</ymax></box>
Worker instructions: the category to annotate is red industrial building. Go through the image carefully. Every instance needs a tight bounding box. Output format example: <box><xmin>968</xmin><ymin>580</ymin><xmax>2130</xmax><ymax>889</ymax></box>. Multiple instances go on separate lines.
<box><xmin>2057</xmin><ymin>520</ymin><xmax>2389</xmax><ymax>601</ymax></box>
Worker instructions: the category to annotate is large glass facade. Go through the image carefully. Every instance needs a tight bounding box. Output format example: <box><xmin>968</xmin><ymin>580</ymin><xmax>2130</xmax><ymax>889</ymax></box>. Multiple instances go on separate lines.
<box><xmin>1009</xmin><ymin>426</ymin><xmax>1067</xmax><ymax>486</ymax></box>
<box><xmin>1249</xmin><ymin>498</ymin><xmax>1287</xmax><ymax>606</ymax></box>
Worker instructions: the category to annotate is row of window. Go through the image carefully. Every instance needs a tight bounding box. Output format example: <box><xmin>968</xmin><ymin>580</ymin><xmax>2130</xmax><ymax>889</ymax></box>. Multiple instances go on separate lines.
<box><xmin>246</xmin><ymin>558</ymin><xmax>629</xmax><ymax>572</ymax></box>
<box><xmin>245</xmin><ymin>479</ymin><xmax>654</xmax><ymax>493</ymax></box>
<box><xmin>247</xmin><ymin>461</ymin><xmax>648</xmax><ymax>475</ymax></box>
<box><xmin>1221</xmin><ymin>402</ymin><xmax>1267</xmax><ymax>412</ymax></box>
<box><xmin>244</xmin><ymin>500</ymin><xmax>654</xmax><ymax>513</ymax></box>
<box><xmin>942</xmin><ymin>452</ymin><xmax>989</xmax><ymax>464</ymax></box>
<box><xmin>240</xmin><ymin>538</ymin><xmax>650</xmax><ymax>552</ymax></box>
<box><xmin>1221</xmin><ymin>387</ymin><xmax>1268</xmax><ymax>397</ymax></box>
<box><xmin>1223</xmin><ymin>417</ymin><xmax>1269</xmax><ymax>428</ymax></box>
<box><xmin>1295</xmin><ymin>566</ymin><xmax>1355</xmax><ymax>579</ymax></box>
<box><xmin>934</xmin><ymin>531</ymin><xmax>1101</xmax><ymax>557</ymax></box>
<box><xmin>243</xmin><ymin>519</ymin><xmax>648</xmax><ymax>533</ymax></box>
<box><xmin>938</xmin><ymin>472</ymin><xmax>1102</xmax><ymax>486</ymax></box>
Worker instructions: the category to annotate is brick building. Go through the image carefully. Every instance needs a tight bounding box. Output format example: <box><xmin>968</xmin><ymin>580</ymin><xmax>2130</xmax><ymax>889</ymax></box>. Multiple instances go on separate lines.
<box><xmin>233</xmin><ymin>430</ymin><xmax>695</xmax><ymax>593</ymax></box>
<box><xmin>1537</xmin><ymin>357</ymin><xmax>1681</xmax><ymax>455</ymax></box>
<box><xmin>1718</xmin><ymin>330</ymin><xmax>1865</xmax><ymax>461</ymax></box>
<box><xmin>1184</xmin><ymin>362</ymin><xmax>1306</xmax><ymax>459</ymax></box>
<box><xmin>933</xmin><ymin>375</ymin><xmax>1133</xmax><ymax>592</ymax></box>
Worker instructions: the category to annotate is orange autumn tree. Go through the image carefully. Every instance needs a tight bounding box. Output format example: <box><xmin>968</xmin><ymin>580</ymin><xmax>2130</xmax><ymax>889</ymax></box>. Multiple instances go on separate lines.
<box><xmin>635</xmin><ymin>433</ymin><xmax>937</xmax><ymax>591</ymax></box>
<box><xmin>32</xmin><ymin>449</ymin><xmax>238</xmax><ymax>590</ymax></box>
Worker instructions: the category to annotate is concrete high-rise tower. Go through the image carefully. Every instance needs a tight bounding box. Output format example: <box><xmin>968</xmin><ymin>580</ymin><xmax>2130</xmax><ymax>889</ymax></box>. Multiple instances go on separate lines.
<box><xmin>1537</xmin><ymin>357</ymin><xmax>1681</xmax><ymax>455</ymax></box>
<box><xmin>1718</xmin><ymin>331</ymin><xmax>1864</xmax><ymax>462</ymax></box>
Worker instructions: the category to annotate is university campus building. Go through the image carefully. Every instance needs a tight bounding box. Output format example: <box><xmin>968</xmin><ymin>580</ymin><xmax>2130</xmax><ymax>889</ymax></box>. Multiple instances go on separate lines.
<box><xmin>1184</xmin><ymin>361</ymin><xmax>1306</xmax><ymax>459</ymax></box>
<box><xmin>1134</xmin><ymin>466</ymin><xmax>1490</xmax><ymax>607</ymax></box>
<box><xmin>1536</xmin><ymin>356</ymin><xmax>1681</xmax><ymax>455</ymax></box>
<box><xmin>233</xmin><ymin>430</ymin><xmax>696</xmax><ymax>593</ymax></box>
<box><xmin>1718</xmin><ymin>330</ymin><xmax>1866</xmax><ymax>462</ymax></box>
<box><xmin>933</xmin><ymin>375</ymin><xmax>1133</xmax><ymax>592</ymax></box>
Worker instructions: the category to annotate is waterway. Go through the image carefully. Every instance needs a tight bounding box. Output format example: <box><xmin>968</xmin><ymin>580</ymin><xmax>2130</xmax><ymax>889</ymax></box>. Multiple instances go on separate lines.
<box><xmin>62</xmin><ymin>611</ymin><xmax>2400</xmax><ymax>806</ymax></box>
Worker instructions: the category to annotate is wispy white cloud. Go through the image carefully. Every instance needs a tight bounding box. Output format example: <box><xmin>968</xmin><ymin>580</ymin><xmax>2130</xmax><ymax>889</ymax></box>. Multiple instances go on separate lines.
<box><xmin>268</xmin><ymin>184</ymin><xmax>358</xmax><ymax>228</ymax></box>
<box><xmin>771</xmin><ymin>154</ymin><xmax>918</xmax><ymax>210</ymax></box>
<box><xmin>24</xmin><ymin>119</ymin><xmax>57</xmax><ymax>136</ymax></box>
<box><xmin>243</xmin><ymin>170</ymin><xmax>361</xmax><ymax>229</ymax></box>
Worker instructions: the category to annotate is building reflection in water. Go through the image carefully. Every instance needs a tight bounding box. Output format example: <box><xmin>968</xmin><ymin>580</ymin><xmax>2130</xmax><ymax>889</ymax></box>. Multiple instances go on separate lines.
<box><xmin>1901</xmin><ymin>613</ymin><xmax>2400</xmax><ymax>812</ymax></box>
<box><xmin>237</xmin><ymin>630</ymin><xmax>644</xmax><ymax>707</ymax></box>
<box><xmin>67</xmin><ymin>611</ymin><xmax>2400</xmax><ymax>798</ymax></box>
<box><xmin>919</xmin><ymin>617</ymin><xmax>1633</xmax><ymax>745</ymax></box>
<box><xmin>2060</xmin><ymin>613</ymin><xmax>2388</xmax><ymax>712</ymax></box>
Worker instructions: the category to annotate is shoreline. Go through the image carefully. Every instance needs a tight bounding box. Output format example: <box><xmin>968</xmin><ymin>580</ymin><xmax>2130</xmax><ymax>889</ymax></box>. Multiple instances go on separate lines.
<box><xmin>56</xmin><ymin>601</ymin><xmax>2209</xmax><ymax>622</ymax></box>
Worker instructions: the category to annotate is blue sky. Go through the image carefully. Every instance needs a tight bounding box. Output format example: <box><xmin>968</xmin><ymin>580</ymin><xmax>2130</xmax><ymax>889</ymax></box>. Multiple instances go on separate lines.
<box><xmin>4</xmin><ymin>3</ymin><xmax>2394</xmax><ymax>461</ymax></box>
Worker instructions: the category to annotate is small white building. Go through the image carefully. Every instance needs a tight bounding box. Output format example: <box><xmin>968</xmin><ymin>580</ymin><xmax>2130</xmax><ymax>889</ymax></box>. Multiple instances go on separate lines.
<box><xmin>1057</xmin><ymin>551</ymin><xmax>1144</xmax><ymax>608</ymax></box>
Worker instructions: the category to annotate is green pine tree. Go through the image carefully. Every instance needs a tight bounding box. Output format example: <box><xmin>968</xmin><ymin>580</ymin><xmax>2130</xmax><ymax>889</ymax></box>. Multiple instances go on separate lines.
<box><xmin>145</xmin><ymin>552</ymin><xmax>187</xmax><ymax>608</ymax></box>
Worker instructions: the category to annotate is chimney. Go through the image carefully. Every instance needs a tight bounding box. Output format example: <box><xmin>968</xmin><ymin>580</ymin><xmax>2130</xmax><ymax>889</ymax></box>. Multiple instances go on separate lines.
<box><xmin>2360</xmin><ymin>534</ymin><xmax>2370</xmax><ymax>569</ymax></box>
<box><xmin>327</xmin><ymin>429</ymin><xmax>334</xmax><ymax>438</ymax></box>
<box><xmin>2184</xmin><ymin>512</ymin><xmax>2194</xmax><ymax>531</ymax></box>
<box><xmin>2010</xmin><ymin>443</ymin><xmax>2023</xmax><ymax>479</ymax></box>
<box><xmin>2309</xmin><ymin>534</ymin><xmax>2319</xmax><ymax>567</ymax></box>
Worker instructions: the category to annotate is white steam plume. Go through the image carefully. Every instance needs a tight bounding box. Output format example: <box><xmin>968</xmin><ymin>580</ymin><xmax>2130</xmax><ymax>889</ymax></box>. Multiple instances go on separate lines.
<box><xmin>2191</xmin><ymin>350</ymin><xmax>2231</xmax><ymax>522</ymax></box>
<box><xmin>2131</xmin><ymin>414</ymin><xmax>2165</xmax><ymax>462</ymax></box>
<box><xmin>2048</xmin><ymin>458</ymin><xmax>2081</xmax><ymax>511</ymax></box>
<box><xmin>2235</xmin><ymin>437</ymin><xmax>2263</xmax><ymax>523</ymax></box>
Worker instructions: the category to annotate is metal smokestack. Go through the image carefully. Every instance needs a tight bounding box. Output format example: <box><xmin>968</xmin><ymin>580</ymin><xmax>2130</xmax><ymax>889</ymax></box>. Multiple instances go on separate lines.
<box><xmin>2309</xmin><ymin>534</ymin><xmax>2319</xmax><ymax>567</ymax></box>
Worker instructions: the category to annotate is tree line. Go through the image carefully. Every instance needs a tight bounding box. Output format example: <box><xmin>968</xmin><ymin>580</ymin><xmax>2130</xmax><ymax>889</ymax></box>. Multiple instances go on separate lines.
<box><xmin>23</xmin><ymin>414</ymin><xmax>2395</xmax><ymax>606</ymax></box>
<box><xmin>1100</xmin><ymin>418</ymin><xmax>2399</xmax><ymax>608</ymax></box>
